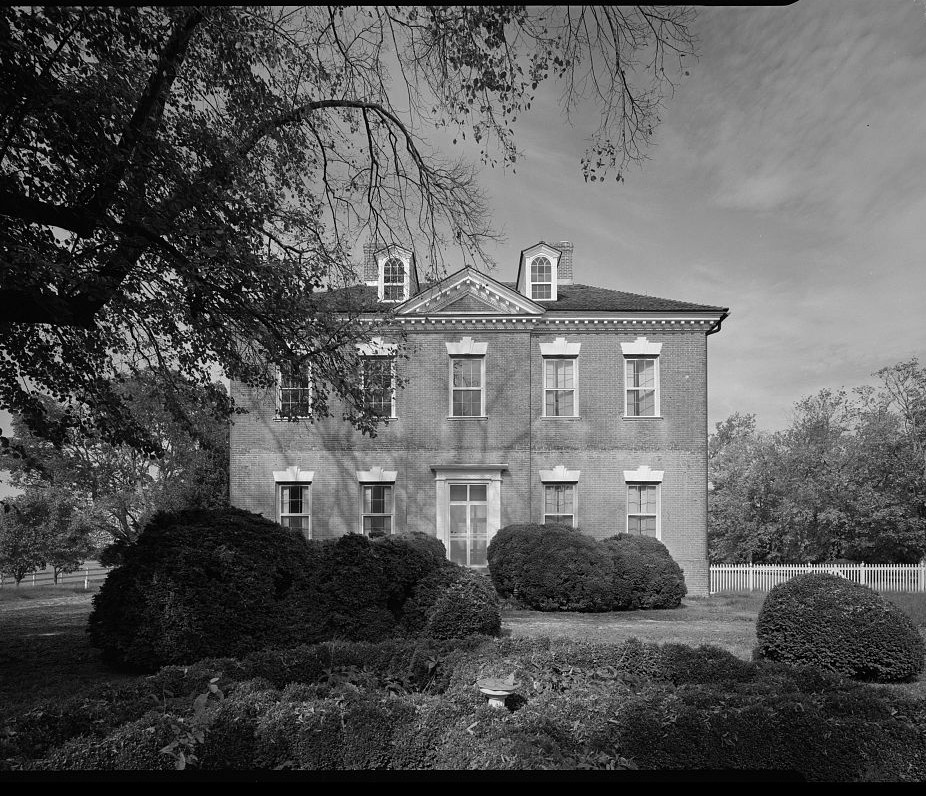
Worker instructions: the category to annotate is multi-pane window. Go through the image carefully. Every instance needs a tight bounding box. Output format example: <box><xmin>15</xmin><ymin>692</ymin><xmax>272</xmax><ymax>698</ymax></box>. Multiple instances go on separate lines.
<box><xmin>448</xmin><ymin>483</ymin><xmax>488</xmax><ymax>567</ymax></box>
<box><xmin>451</xmin><ymin>357</ymin><xmax>484</xmax><ymax>416</ymax></box>
<box><xmin>382</xmin><ymin>257</ymin><xmax>406</xmax><ymax>301</ymax></box>
<box><xmin>544</xmin><ymin>484</ymin><xmax>576</xmax><ymax>526</ymax></box>
<box><xmin>279</xmin><ymin>360</ymin><xmax>312</xmax><ymax>417</ymax></box>
<box><xmin>362</xmin><ymin>356</ymin><xmax>394</xmax><ymax>417</ymax></box>
<box><xmin>627</xmin><ymin>484</ymin><xmax>658</xmax><ymax>536</ymax></box>
<box><xmin>544</xmin><ymin>358</ymin><xmax>577</xmax><ymax>417</ymax></box>
<box><xmin>530</xmin><ymin>256</ymin><xmax>553</xmax><ymax>300</ymax></box>
<box><xmin>279</xmin><ymin>483</ymin><xmax>311</xmax><ymax>539</ymax></box>
<box><xmin>625</xmin><ymin>358</ymin><xmax>658</xmax><ymax>417</ymax></box>
<box><xmin>361</xmin><ymin>484</ymin><xmax>394</xmax><ymax>538</ymax></box>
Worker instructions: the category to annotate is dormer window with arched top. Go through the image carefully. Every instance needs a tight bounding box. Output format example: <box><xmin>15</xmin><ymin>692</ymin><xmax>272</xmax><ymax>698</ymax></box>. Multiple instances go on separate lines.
<box><xmin>530</xmin><ymin>256</ymin><xmax>553</xmax><ymax>300</ymax></box>
<box><xmin>376</xmin><ymin>249</ymin><xmax>411</xmax><ymax>302</ymax></box>
<box><xmin>382</xmin><ymin>257</ymin><xmax>406</xmax><ymax>301</ymax></box>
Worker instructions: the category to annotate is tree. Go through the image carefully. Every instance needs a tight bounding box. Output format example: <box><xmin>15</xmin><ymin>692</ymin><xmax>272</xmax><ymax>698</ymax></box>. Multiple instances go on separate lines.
<box><xmin>0</xmin><ymin>488</ymin><xmax>100</xmax><ymax>584</ymax></box>
<box><xmin>0</xmin><ymin>6</ymin><xmax>696</xmax><ymax>453</ymax></box>
<box><xmin>2</xmin><ymin>370</ymin><xmax>230</xmax><ymax>544</ymax></box>
<box><xmin>708</xmin><ymin>360</ymin><xmax>926</xmax><ymax>564</ymax></box>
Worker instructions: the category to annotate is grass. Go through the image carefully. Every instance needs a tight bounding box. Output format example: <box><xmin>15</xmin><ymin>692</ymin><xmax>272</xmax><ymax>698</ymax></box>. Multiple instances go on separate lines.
<box><xmin>0</xmin><ymin>584</ymin><xmax>99</xmax><ymax>602</ymax></box>
<box><xmin>2</xmin><ymin>588</ymin><xmax>925</xmax><ymax>716</ymax></box>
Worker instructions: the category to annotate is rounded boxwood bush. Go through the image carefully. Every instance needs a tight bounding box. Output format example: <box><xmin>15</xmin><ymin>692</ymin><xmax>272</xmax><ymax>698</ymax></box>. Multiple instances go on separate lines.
<box><xmin>755</xmin><ymin>573</ymin><xmax>925</xmax><ymax>682</ymax></box>
<box><xmin>88</xmin><ymin>507</ymin><xmax>325</xmax><ymax>671</ymax></box>
<box><xmin>424</xmin><ymin>568</ymin><xmax>502</xmax><ymax>640</ymax></box>
<box><xmin>601</xmin><ymin>534</ymin><xmax>687</xmax><ymax>609</ymax></box>
<box><xmin>486</xmin><ymin>523</ymin><xmax>618</xmax><ymax>611</ymax></box>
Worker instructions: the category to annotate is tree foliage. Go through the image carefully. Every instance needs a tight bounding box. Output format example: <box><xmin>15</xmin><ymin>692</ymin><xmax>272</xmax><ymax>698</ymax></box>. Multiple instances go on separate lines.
<box><xmin>709</xmin><ymin>359</ymin><xmax>926</xmax><ymax>563</ymax></box>
<box><xmin>0</xmin><ymin>487</ymin><xmax>100</xmax><ymax>583</ymax></box>
<box><xmin>0</xmin><ymin>5</ymin><xmax>696</xmax><ymax>451</ymax></box>
<box><xmin>2</xmin><ymin>370</ymin><xmax>229</xmax><ymax>544</ymax></box>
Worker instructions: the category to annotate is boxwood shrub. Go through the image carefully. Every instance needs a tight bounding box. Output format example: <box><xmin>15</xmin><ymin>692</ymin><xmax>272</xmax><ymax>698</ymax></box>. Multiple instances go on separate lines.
<box><xmin>88</xmin><ymin>509</ymin><xmax>499</xmax><ymax>671</ymax></box>
<box><xmin>755</xmin><ymin>573</ymin><xmax>926</xmax><ymax>682</ymax></box>
<box><xmin>487</xmin><ymin>523</ymin><xmax>686</xmax><ymax>611</ymax></box>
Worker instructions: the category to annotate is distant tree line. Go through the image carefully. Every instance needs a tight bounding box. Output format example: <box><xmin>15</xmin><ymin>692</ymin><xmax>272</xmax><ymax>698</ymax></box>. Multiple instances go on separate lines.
<box><xmin>709</xmin><ymin>359</ymin><xmax>926</xmax><ymax>564</ymax></box>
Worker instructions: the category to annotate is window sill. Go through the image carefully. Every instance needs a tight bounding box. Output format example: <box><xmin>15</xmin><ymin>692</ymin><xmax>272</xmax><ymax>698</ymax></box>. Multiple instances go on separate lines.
<box><xmin>622</xmin><ymin>416</ymin><xmax>663</xmax><ymax>421</ymax></box>
<box><xmin>273</xmin><ymin>415</ymin><xmax>312</xmax><ymax>422</ymax></box>
<box><xmin>446</xmin><ymin>415</ymin><xmax>489</xmax><ymax>421</ymax></box>
<box><xmin>540</xmin><ymin>415</ymin><xmax>581</xmax><ymax>421</ymax></box>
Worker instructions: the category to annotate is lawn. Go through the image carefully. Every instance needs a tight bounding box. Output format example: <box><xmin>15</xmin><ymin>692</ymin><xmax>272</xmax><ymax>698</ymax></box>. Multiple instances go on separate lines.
<box><xmin>2</xmin><ymin>587</ymin><xmax>925</xmax><ymax>716</ymax></box>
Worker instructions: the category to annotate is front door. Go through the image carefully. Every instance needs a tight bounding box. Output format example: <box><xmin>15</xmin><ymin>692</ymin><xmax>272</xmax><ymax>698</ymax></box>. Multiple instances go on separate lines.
<box><xmin>448</xmin><ymin>483</ymin><xmax>488</xmax><ymax>567</ymax></box>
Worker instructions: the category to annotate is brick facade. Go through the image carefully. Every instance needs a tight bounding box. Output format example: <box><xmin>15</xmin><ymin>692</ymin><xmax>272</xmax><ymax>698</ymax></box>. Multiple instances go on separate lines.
<box><xmin>229</xmin><ymin>254</ymin><xmax>726</xmax><ymax>596</ymax></box>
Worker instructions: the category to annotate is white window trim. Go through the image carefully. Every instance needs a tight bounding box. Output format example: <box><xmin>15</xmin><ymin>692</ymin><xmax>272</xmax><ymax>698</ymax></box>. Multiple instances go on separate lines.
<box><xmin>359</xmin><ymin>483</ymin><xmax>396</xmax><ymax>537</ymax></box>
<box><xmin>623</xmin><ymin>354</ymin><xmax>661</xmax><ymax>419</ymax></box>
<box><xmin>361</xmin><ymin>355</ymin><xmax>397</xmax><ymax>419</ymax></box>
<box><xmin>378</xmin><ymin>253</ymin><xmax>411</xmax><ymax>303</ymax></box>
<box><xmin>528</xmin><ymin>255</ymin><xmax>557</xmax><ymax>302</ymax></box>
<box><xmin>542</xmin><ymin>483</ymin><xmax>578</xmax><ymax>527</ymax></box>
<box><xmin>624</xmin><ymin>466</ymin><xmax>663</xmax><ymax>540</ymax></box>
<box><xmin>448</xmin><ymin>354</ymin><xmax>486</xmax><ymax>418</ymax></box>
<box><xmin>626</xmin><ymin>482</ymin><xmax>661</xmax><ymax>540</ymax></box>
<box><xmin>542</xmin><ymin>356</ymin><xmax>579</xmax><ymax>418</ymax></box>
<box><xmin>274</xmin><ymin>468</ymin><xmax>314</xmax><ymax>538</ymax></box>
<box><xmin>276</xmin><ymin>360</ymin><xmax>313</xmax><ymax>419</ymax></box>
<box><xmin>356</xmin><ymin>467</ymin><xmax>398</xmax><ymax>537</ymax></box>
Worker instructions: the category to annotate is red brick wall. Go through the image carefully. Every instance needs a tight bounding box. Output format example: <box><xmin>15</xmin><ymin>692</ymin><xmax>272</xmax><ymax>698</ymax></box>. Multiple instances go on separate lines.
<box><xmin>230</xmin><ymin>323</ymin><xmax>710</xmax><ymax>594</ymax></box>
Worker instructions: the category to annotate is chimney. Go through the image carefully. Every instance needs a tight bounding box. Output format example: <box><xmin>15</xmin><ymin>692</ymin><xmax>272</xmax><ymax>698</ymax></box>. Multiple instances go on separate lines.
<box><xmin>557</xmin><ymin>241</ymin><xmax>574</xmax><ymax>284</ymax></box>
<box><xmin>362</xmin><ymin>241</ymin><xmax>377</xmax><ymax>282</ymax></box>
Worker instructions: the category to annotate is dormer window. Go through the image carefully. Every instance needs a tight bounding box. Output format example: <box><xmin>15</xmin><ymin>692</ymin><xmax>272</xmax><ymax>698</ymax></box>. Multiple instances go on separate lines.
<box><xmin>530</xmin><ymin>256</ymin><xmax>553</xmax><ymax>300</ymax></box>
<box><xmin>382</xmin><ymin>257</ymin><xmax>407</xmax><ymax>302</ymax></box>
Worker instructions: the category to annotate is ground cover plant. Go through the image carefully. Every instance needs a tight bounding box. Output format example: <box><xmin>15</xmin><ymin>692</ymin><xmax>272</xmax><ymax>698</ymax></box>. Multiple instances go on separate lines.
<box><xmin>88</xmin><ymin>507</ymin><xmax>500</xmax><ymax>671</ymax></box>
<box><xmin>755</xmin><ymin>573</ymin><xmax>926</xmax><ymax>682</ymax></box>
<box><xmin>487</xmin><ymin>523</ymin><xmax>686</xmax><ymax>611</ymax></box>
<box><xmin>3</xmin><ymin>635</ymin><xmax>926</xmax><ymax>779</ymax></box>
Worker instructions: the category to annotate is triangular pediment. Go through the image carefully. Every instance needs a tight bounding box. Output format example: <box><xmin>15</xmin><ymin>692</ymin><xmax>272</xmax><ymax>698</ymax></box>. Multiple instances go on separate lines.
<box><xmin>397</xmin><ymin>267</ymin><xmax>545</xmax><ymax>316</ymax></box>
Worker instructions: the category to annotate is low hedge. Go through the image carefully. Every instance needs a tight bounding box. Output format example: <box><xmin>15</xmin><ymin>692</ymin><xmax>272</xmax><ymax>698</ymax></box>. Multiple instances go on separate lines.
<box><xmin>755</xmin><ymin>573</ymin><xmax>926</xmax><ymax>682</ymax></box>
<box><xmin>19</xmin><ymin>636</ymin><xmax>926</xmax><ymax>778</ymax></box>
<box><xmin>487</xmin><ymin>523</ymin><xmax>686</xmax><ymax>611</ymax></box>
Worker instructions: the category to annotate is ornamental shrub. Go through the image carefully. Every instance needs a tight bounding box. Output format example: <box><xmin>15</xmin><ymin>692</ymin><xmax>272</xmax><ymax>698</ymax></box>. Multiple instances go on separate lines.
<box><xmin>424</xmin><ymin>568</ymin><xmax>502</xmax><ymax>640</ymax></box>
<box><xmin>755</xmin><ymin>573</ymin><xmax>925</xmax><ymax>682</ymax></box>
<box><xmin>89</xmin><ymin>508</ymin><xmax>493</xmax><ymax>671</ymax></box>
<box><xmin>601</xmin><ymin>534</ymin><xmax>686</xmax><ymax>609</ymax></box>
<box><xmin>486</xmin><ymin>523</ymin><xmax>618</xmax><ymax>611</ymax></box>
<box><xmin>87</xmin><ymin>507</ymin><xmax>326</xmax><ymax>671</ymax></box>
<box><xmin>487</xmin><ymin>524</ymin><xmax>686</xmax><ymax>611</ymax></box>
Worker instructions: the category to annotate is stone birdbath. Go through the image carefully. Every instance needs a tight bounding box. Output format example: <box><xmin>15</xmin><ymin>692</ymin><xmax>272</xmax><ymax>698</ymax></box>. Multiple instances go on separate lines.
<box><xmin>476</xmin><ymin>674</ymin><xmax>521</xmax><ymax>709</ymax></box>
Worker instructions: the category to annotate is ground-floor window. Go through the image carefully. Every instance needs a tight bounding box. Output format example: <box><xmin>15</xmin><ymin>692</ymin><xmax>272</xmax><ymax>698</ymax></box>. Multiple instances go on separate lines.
<box><xmin>279</xmin><ymin>483</ymin><xmax>311</xmax><ymax>539</ymax></box>
<box><xmin>543</xmin><ymin>483</ymin><xmax>576</xmax><ymax>526</ymax></box>
<box><xmin>627</xmin><ymin>483</ymin><xmax>658</xmax><ymax>536</ymax></box>
<box><xmin>448</xmin><ymin>483</ymin><xmax>488</xmax><ymax>567</ymax></box>
<box><xmin>361</xmin><ymin>483</ymin><xmax>394</xmax><ymax>538</ymax></box>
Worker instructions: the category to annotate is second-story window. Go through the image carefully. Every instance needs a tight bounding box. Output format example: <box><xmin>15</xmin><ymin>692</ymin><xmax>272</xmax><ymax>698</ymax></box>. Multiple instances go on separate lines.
<box><xmin>450</xmin><ymin>357</ymin><xmax>484</xmax><ymax>417</ymax></box>
<box><xmin>625</xmin><ymin>357</ymin><xmax>658</xmax><ymax>417</ymax></box>
<box><xmin>530</xmin><ymin>256</ymin><xmax>553</xmax><ymax>300</ymax></box>
<box><xmin>362</xmin><ymin>356</ymin><xmax>395</xmax><ymax>418</ymax></box>
<box><xmin>279</xmin><ymin>360</ymin><xmax>312</xmax><ymax>418</ymax></box>
<box><xmin>544</xmin><ymin>358</ymin><xmax>577</xmax><ymax>417</ymax></box>
<box><xmin>382</xmin><ymin>257</ymin><xmax>407</xmax><ymax>302</ymax></box>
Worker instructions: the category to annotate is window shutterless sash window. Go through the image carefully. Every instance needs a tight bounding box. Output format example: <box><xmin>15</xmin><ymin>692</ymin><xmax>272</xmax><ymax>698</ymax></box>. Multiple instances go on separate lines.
<box><xmin>543</xmin><ymin>483</ymin><xmax>575</xmax><ymax>526</ymax></box>
<box><xmin>279</xmin><ymin>360</ymin><xmax>312</xmax><ymax>417</ymax></box>
<box><xmin>625</xmin><ymin>358</ymin><xmax>657</xmax><ymax>417</ymax></box>
<box><xmin>627</xmin><ymin>483</ymin><xmax>658</xmax><ymax>536</ymax></box>
<box><xmin>382</xmin><ymin>257</ymin><xmax>406</xmax><ymax>301</ymax></box>
<box><xmin>361</xmin><ymin>484</ymin><xmax>394</xmax><ymax>538</ymax></box>
<box><xmin>362</xmin><ymin>356</ymin><xmax>395</xmax><ymax>418</ymax></box>
<box><xmin>451</xmin><ymin>357</ymin><xmax>484</xmax><ymax>416</ymax></box>
<box><xmin>544</xmin><ymin>358</ymin><xmax>577</xmax><ymax>417</ymax></box>
<box><xmin>278</xmin><ymin>483</ymin><xmax>311</xmax><ymax>539</ymax></box>
<box><xmin>530</xmin><ymin>256</ymin><xmax>553</xmax><ymax>300</ymax></box>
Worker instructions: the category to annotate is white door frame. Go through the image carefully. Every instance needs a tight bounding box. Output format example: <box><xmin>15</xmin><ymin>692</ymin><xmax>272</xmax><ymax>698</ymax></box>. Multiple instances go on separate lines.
<box><xmin>432</xmin><ymin>464</ymin><xmax>506</xmax><ymax>566</ymax></box>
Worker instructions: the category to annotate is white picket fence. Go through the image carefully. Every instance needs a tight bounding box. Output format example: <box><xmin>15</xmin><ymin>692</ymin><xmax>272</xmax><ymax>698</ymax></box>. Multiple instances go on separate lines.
<box><xmin>0</xmin><ymin>561</ymin><xmax>111</xmax><ymax>590</ymax></box>
<box><xmin>710</xmin><ymin>562</ymin><xmax>926</xmax><ymax>594</ymax></box>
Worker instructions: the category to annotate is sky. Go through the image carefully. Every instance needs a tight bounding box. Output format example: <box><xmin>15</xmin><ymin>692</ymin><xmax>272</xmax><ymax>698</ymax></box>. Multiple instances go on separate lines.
<box><xmin>462</xmin><ymin>0</ymin><xmax>926</xmax><ymax>432</ymax></box>
<box><xmin>2</xmin><ymin>1</ymin><xmax>925</xmax><ymax>498</ymax></box>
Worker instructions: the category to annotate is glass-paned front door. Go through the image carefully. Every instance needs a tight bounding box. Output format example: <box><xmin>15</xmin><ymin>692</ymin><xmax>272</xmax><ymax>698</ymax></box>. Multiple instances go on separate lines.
<box><xmin>448</xmin><ymin>483</ymin><xmax>488</xmax><ymax>567</ymax></box>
